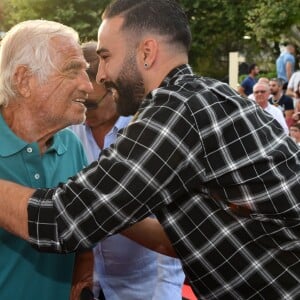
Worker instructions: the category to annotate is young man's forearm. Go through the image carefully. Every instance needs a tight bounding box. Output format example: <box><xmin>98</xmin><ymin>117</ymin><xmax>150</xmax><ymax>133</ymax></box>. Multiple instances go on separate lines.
<box><xmin>71</xmin><ymin>250</ymin><xmax>94</xmax><ymax>300</ymax></box>
<box><xmin>122</xmin><ymin>217</ymin><xmax>177</xmax><ymax>257</ymax></box>
<box><xmin>0</xmin><ymin>179</ymin><xmax>178</xmax><ymax>258</ymax></box>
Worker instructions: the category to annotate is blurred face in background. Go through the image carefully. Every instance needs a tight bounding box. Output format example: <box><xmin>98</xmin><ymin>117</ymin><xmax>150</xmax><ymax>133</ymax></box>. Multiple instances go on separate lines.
<box><xmin>252</xmin><ymin>65</ymin><xmax>260</xmax><ymax>76</ymax></box>
<box><xmin>253</xmin><ymin>83</ymin><xmax>270</xmax><ymax>109</ymax></box>
<box><xmin>84</xmin><ymin>81</ymin><xmax>118</xmax><ymax>128</ymax></box>
<box><xmin>289</xmin><ymin>125</ymin><xmax>300</xmax><ymax>143</ymax></box>
<box><xmin>269</xmin><ymin>80</ymin><xmax>281</xmax><ymax>96</ymax></box>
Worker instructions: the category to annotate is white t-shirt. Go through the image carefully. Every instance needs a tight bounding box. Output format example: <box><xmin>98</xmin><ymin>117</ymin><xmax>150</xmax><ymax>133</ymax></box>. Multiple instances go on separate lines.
<box><xmin>287</xmin><ymin>71</ymin><xmax>300</xmax><ymax>91</ymax></box>
<box><xmin>264</xmin><ymin>103</ymin><xmax>289</xmax><ymax>134</ymax></box>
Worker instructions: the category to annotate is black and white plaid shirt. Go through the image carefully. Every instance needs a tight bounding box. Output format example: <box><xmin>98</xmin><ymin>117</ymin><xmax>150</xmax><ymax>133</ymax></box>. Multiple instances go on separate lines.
<box><xmin>29</xmin><ymin>65</ymin><xmax>300</xmax><ymax>299</ymax></box>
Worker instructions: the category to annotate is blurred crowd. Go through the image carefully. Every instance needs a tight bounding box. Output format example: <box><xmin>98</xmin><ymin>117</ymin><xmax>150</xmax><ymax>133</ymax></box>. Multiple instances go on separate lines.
<box><xmin>238</xmin><ymin>43</ymin><xmax>300</xmax><ymax>146</ymax></box>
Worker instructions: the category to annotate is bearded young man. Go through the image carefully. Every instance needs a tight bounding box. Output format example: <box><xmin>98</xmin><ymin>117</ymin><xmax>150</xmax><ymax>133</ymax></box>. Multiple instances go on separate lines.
<box><xmin>0</xmin><ymin>1</ymin><xmax>300</xmax><ymax>299</ymax></box>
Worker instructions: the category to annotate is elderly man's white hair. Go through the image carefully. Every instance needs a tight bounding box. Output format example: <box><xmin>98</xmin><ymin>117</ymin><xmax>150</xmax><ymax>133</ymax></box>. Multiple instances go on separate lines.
<box><xmin>0</xmin><ymin>20</ymin><xmax>79</xmax><ymax>106</ymax></box>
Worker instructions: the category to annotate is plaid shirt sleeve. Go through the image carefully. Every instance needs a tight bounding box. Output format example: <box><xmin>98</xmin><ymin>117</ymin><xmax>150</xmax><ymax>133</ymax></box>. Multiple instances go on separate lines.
<box><xmin>28</xmin><ymin>65</ymin><xmax>300</xmax><ymax>299</ymax></box>
<box><xmin>28</xmin><ymin>83</ymin><xmax>199</xmax><ymax>252</ymax></box>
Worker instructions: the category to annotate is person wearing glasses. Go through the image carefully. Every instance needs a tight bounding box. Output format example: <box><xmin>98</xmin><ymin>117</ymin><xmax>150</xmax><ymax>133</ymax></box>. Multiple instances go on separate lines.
<box><xmin>70</xmin><ymin>41</ymin><xmax>185</xmax><ymax>300</ymax></box>
<box><xmin>253</xmin><ymin>82</ymin><xmax>289</xmax><ymax>134</ymax></box>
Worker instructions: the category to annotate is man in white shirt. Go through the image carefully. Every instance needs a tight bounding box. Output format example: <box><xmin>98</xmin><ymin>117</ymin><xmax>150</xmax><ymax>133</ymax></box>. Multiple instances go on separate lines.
<box><xmin>286</xmin><ymin>70</ymin><xmax>300</xmax><ymax>99</ymax></box>
<box><xmin>286</xmin><ymin>70</ymin><xmax>300</xmax><ymax>116</ymax></box>
<box><xmin>253</xmin><ymin>82</ymin><xmax>289</xmax><ymax>134</ymax></box>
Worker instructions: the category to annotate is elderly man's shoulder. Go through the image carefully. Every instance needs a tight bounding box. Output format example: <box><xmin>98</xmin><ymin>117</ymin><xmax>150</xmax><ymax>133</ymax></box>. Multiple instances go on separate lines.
<box><xmin>56</xmin><ymin>128</ymin><xmax>85</xmax><ymax>147</ymax></box>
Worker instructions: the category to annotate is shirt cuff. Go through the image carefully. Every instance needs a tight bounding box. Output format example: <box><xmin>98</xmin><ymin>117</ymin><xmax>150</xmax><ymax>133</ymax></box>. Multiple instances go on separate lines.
<box><xmin>28</xmin><ymin>188</ymin><xmax>62</xmax><ymax>252</ymax></box>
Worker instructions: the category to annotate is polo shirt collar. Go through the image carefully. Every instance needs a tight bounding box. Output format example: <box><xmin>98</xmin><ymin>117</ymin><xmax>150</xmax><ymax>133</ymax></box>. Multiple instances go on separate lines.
<box><xmin>46</xmin><ymin>132</ymin><xmax>67</xmax><ymax>156</ymax></box>
<box><xmin>0</xmin><ymin>113</ymin><xmax>66</xmax><ymax>157</ymax></box>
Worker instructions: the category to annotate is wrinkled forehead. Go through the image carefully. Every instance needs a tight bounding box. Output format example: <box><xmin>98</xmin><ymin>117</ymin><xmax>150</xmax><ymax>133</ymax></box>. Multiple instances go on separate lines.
<box><xmin>254</xmin><ymin>83</ymin><xmax>269</xmax><ymax>91</ymax></box>
<box><xmin>50</xmin><ymin>35</ymin><xmax>79</xmax><ymax>52</ymax></box>
<box><xmin>50</xmin><ymin>36</ymin><xmax>83</xmax><ymax>59</ymax></box>
<box><xmin>49</xmin><ymin>36</ymin><xmax>88</xmax><ymax>71</ymax></box>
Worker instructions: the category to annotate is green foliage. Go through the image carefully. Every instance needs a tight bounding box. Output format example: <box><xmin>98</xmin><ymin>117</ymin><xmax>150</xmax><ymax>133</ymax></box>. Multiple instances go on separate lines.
<box><xmin>245</xmin><ymin>0</ymin><xmax>300</xmax><ymax>44</ymax></box>
<box><xmin>1</xmin><ymin>0</ymin><xmax>299</xmax><ymax>80</ymax></box>
<box><xmin>179</xmin><ymin>0</ymin><xmax>258</xmax><ymax>79</ymax></box>
<box><xmin>1</xmin><ymin>0</ymin><xmax>109</xmax><ymax>41</ymax></box>
<box><xmin>238</xmin><ymin>71</ymin><xmax>277</xmax><ymax>84</ymax></box>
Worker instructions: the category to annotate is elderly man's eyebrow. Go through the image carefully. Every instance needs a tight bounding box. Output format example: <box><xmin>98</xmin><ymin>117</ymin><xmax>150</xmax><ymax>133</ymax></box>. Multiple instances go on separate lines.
<box><xmin>62</xmin><ymin>60</ymin><xmax>89</xmax><ymax>72</ymax></box>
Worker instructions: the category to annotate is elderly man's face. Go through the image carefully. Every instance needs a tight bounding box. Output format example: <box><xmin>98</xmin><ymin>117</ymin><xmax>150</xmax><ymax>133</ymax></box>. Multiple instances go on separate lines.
<box><xmin>30</xmin><ymin>36</ymin><xmax>93</xmax><ymax>130</ymax></box>
<box><xmin>253</xmin><ymin>84</ymin><xmax>270</xmax><ymax>109</ymax></box>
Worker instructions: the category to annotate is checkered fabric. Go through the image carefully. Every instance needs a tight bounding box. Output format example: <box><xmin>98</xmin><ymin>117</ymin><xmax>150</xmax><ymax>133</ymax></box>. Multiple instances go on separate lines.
<box><xmin>28</xmin><ymin>65</ymin><xmax>300</xmax><ymax>299</ymax></box>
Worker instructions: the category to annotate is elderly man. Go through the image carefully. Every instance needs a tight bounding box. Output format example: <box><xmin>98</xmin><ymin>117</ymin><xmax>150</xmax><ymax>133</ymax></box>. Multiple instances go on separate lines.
<box><xmin>0</xmin><ymin>1</ymin><xmax>300</xmax><ymax>299</ymax></box>
<box><xmin>0</xmin><ymin>20</ymin><xmax>93</xmax><ymax>299</ymax></box>
<box><xmin>253</xmin><ymin>81</ymin><xmax>289</xmax><ymax>134</ymax></box>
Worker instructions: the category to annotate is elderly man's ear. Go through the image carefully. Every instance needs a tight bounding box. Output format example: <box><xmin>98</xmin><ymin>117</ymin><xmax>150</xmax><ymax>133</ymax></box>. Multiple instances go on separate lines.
<box><xmin>13</xmin><ymin>65</ymin><xmax>31</xmax><ymax>97</ymax></box>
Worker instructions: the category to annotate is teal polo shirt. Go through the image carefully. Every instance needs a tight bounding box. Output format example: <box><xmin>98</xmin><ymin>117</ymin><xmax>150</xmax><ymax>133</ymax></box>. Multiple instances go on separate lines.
<box><xmin>0</xmin><ymin>114</ymin><xmax>88</xmax><ymax>300</ymax></box>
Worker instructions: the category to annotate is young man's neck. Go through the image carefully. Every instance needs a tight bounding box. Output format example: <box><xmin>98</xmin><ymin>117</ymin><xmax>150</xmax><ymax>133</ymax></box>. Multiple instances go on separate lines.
<box><xmin>272</xmin><ymin>91</ymin><xmax>283</xmax><ymax>101</ymax></box>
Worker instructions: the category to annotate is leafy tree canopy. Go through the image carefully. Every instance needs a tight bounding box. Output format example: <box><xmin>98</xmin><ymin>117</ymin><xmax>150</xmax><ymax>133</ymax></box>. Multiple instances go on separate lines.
<box><xmin>1</xmin><ymin>0</ymin><xmax>300</xmax><ymax>80</ymax></box>
<box><xmin>1</xmin><ymin>0</ymin><xmax>109</xmax><ymax>41</ymax></box>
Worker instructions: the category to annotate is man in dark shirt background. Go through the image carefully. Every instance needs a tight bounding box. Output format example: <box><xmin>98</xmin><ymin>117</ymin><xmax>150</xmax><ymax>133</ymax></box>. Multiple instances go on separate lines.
<box><xmin>269</xmin><ymin>77</ymin><xmax>294</xmax><ymax>127</ymax></box>
<box><xmin>238</xmin><ymin>63</ymin><xmax>259</xmax><ymax>97</ymax></box>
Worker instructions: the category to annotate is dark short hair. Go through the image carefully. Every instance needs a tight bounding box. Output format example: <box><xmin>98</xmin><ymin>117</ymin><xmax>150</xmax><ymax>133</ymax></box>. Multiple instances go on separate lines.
<box><xmin>248</xmin><ymin>63</ymin><xmax>257</xmax><ymax>74</ymax></box>
<box><xmin>81</xmin><ymin>41</ymin><xmax>99</xmax><ymax>81</ymax></box>
<box><xmin>103</xmin><ymin>0</ymin><xmax>192</xmax><ymax>52</ymax></box>
<box><xmin>269</xmin><ymin>78</ymin><xmax>284</xmax><ymax>88</ymax></box>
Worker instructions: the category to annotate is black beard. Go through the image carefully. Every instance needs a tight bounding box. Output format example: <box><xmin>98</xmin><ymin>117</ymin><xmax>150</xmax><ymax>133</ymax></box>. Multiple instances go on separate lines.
<box><xmin>114</xmin><ymin>77</ymin><xmax>144</xmax><ymax>116</ymax></box>
<box><xmin>105</xmin><ymin>53</ymin><xmax>145</xmax><ymax>116</ymax></box>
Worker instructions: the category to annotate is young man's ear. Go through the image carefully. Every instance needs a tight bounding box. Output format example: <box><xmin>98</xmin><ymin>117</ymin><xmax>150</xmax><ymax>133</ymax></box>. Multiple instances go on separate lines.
<box><xmin>139</xmin><ymin>38</ymin><xmax>158</xmax><ymax>70</ymax></box>
<box><xmin>13</xmin><ymin>65</ymin><xmax>31</xmax><ymax>97</ymax></box>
